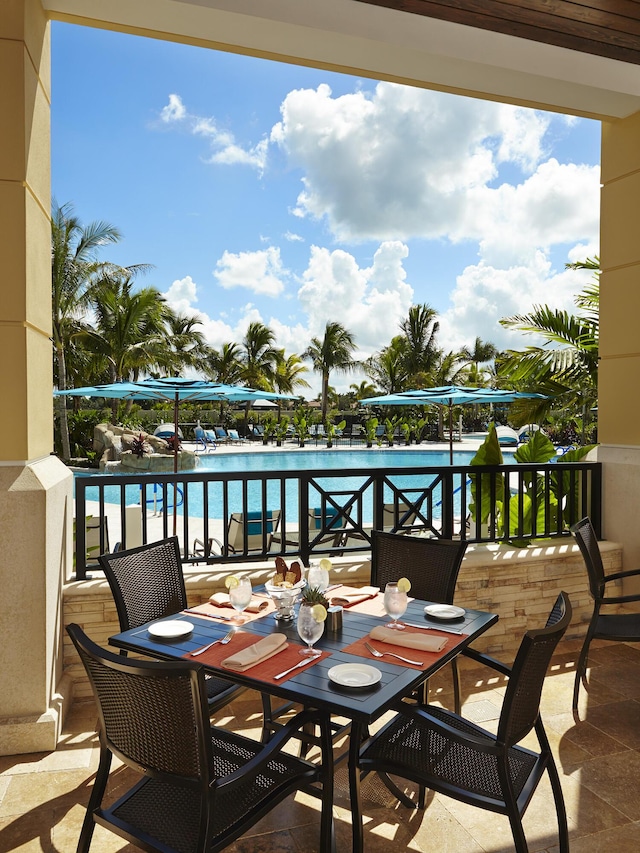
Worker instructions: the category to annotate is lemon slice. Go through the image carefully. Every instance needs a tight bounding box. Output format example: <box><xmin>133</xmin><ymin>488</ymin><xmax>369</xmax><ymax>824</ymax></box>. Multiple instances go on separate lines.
<box><xmin>319</xmin><ymin>558</ymin><xmax>333</xmax><ymax>572</ymax></box>
<box><xmin>311</xmin><ymin>604</ymin><xmax>327</xmax><ymax>623</ymax></box>
<box><xmin>224</xmin><ymin>575</ymin><xmax>240</xmax><ymax>590</ymax></box>
<box><xmin>397</xmin><ymin>577</ymin><xmax>411</xmax><ymax>593</ymax></box>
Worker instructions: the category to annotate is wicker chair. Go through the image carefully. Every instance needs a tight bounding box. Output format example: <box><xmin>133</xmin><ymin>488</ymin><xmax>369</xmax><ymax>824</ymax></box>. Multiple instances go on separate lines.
<box><xmin>67</xmin><ymin>624</ymin><xmax>335</xmax><ymax>853</ymax></box>
<box><xmin>371</xmin><ymin>530</ymin><xmax>468</xmax><ymax>712</ymax></box>
<box><xmin>99</xmin><ymin>536</ymin><xmax>241</xmax><ymax>714</ymax></box>
<box><xmin>357</xmin><ymin>592</ymin><xmax>572</xmax><ymax>853</ymax></box>
<box><xmin>570</xmin><ymin>517</ymin><xmax>640</xmax><ymax>716</ymax></box>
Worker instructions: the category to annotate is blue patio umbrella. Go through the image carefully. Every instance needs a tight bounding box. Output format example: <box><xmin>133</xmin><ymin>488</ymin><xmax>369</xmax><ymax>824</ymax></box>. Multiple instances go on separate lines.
<box><xmin>56</xmin><ymin>377</ymin><xmax>298</xmax><ymax>533</ymax></box>
<box><xmin>360</xmin><ymin>385</ymin><xmax>546</xmax><ymax>463</ymax></box>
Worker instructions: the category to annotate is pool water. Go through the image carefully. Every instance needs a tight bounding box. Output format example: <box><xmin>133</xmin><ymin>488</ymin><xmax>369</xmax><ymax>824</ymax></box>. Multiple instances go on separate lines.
<box><xmin>77</xmin><ymin>448</ymin><xmax>475</xmax><ymax>522</ymax></box>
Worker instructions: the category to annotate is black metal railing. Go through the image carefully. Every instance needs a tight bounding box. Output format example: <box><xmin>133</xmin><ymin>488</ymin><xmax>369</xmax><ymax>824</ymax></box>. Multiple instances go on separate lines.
<box><xmin>73</xmin><ymin>460</ymin><xmax>602</xmax><ymax>579</ymax></box>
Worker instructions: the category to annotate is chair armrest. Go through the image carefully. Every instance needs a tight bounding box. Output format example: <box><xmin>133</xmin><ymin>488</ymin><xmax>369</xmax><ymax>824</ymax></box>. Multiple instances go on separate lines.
<box><xmin>213</xmin><ymin>708</ymin><xmax>329</xmax><ymax>793</ymax></box>
<box><xmin>393</xmin><ymin>702</ymin><xmax>501</xmax><ymax>755</ymax></box>
<box><xmin>461</xmin><ymin>646</ymin><xmax>512</xmax><ymax>678</ymax></box>
<box><xmin>601</xmin><ymin>593</ymin><xmax>640</xmax><ymax>605</ymax></box>
<box><xmin>604</xmin><ymin>567</ymin><xmax>640</xmax><ymax>583</ymax></box>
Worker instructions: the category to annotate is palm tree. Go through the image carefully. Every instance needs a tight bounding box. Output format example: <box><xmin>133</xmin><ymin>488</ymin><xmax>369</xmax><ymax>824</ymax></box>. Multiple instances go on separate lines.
<box><xmin>203</xmin><ymin>342</ymin><xmax>243</xmax><ymax>385</ymax></box>
<box><xmin>303</xmin><ymin>321</ymin><xmax>357</xmax><ymax>419</ymax></box>
<box><xmin>498</xmin><ymin>266</ymin><xmax>599</xmax><ymax>438</ymax></box>
<box><xmin>51</xmin><ymin>200</ymin><xmax>123</xmax><ymax>461</ymax></box>
<box><xmin>273</xmin><ymin>350</ymin><xmax>310</xmax><ymax>418</ymax></box>
<box><xmin>364</xmin><ymin>336</ymin><xmax>409</xmax><ymax>394</ymax></box>
<box><xmin>156</xmin><ymin>313</ymin><xmax>208</xmax><ymax>375</ymax></box>
<box><xmin>460</xmin><ymin>337</ymin><xmax>498</xmax><ymax>386</ymax></box>
<box><xmin>400</xmin><ymin>303</ymin><xmax>441</xmax><ymax>384</ymax></box>
<box><xmin>349</xmin><ymin>380</ymin><xmax>378</xmax><ymax>402</ymax></box>
<box><xmin>240</xmin><ymin>322</ymin><xmax>279</xmax><ymax>424</ymax></box>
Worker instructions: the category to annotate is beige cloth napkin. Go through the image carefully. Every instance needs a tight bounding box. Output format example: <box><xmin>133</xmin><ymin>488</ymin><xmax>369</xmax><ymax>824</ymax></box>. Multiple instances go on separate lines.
<box><xmin>330</xmin><ymin>585</ymin><xmax>379</xmax><ymax>607</ymax></box>
<box><xmin>209</xmin><ymin>592</ymin><xmax>268</xmax><ymax>614</ymax></box>
<box><xmin>369</xmin><ymin>625</ymin><xmax>447</xmax><ymax>652</ymax></box>
<box><xmin>222</xmin><ymin>633</ymin><xmax>288</xmax><ymax>671</ymax></box>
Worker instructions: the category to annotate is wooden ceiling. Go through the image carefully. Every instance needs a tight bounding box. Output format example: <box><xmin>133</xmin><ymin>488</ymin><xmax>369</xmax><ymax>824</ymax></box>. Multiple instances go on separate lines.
<box><xmin>354</xmin><ymin>0</ymin><xmax>640</xmax><ymax>65</ymax></box>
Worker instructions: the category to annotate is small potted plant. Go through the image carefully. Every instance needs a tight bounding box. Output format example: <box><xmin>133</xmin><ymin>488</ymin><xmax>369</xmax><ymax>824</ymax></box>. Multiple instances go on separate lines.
<box><xmin>364</xmin><ymin>417</ymin><xmax>378</xmax><ymax>448</ymax></box>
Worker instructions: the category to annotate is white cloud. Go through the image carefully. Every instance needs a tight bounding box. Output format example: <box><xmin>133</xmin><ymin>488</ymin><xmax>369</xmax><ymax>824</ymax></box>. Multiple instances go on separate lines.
<box><xmin>162</xmin><ymin>275</ymin><xmax>200</xmax><ymax>317</ymax></box>
<box><xmin>213</xmin><ymin>247</ymin><xmax>287</xmax><ymax>297</ymax></box>
<box><xmin>270</xmin><ymin>82</ymin><xmax>555</xmax><ymax>242</ymax></box>
<box><xmin>284</xmin><ymin>231</ymin><xmax>304</xmax><ymax>242</ymax></box>
<box><xmin>158</xmin><ymin>94</ymin><xmax>268</xmax><ymax>173</ymax></box>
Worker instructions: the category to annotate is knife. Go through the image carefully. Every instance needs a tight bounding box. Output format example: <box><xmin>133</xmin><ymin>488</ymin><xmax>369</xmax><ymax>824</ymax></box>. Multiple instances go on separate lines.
<box><xmin>404</xmin><ymin>621</ymin><xmax>465</xmax><ymax>635</ymax></box>
<box><xmin>274</xmin><ymin>656</ymin><xmax>318</xmax><ymax>680</ymax></box>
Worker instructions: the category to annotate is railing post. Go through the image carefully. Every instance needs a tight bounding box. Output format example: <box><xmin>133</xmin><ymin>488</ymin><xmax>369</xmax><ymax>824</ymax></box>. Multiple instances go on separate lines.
<box><xmin>299</xmin><ymin>474</ymin><xmax>311</xmax><ymax>566</ymax></box>
<box><xmin>440</xmin><ymin>470</ymin><xmax>455</xmax><ymax>539</ymax></box>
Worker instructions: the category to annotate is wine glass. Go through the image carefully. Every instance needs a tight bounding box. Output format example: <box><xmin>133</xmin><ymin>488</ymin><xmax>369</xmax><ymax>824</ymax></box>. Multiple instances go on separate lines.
<box><xmin>383</xmin><ymin>582</ymin><xmax>407</xmax><ymax>630</ymax></box>
<box><xmin>228</xmin><ymin>577</ymin><xmax>252</xmax><ymax>623</ymax></box>
<box><xmin>297</xmin><ymin>604</ymin><xmax>324</xmax><ymax>656</ymax></box>
<box><xmin>307</xmin><ymin>561</ymin><xmax>330</xmax><ymax>592</ymax></box>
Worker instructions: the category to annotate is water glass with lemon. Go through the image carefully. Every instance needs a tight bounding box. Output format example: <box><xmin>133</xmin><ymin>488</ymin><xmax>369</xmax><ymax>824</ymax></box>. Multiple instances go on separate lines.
<box><xmin>306</xmin><ymin>557</ymin><xmax>332</xmax><ymax>592</ymax></box>
<box><xmin>297</xmin><ymin>592</ymin><xmax>327</xmax><ymax>656</ymax></box>
<box><xmin>383</xmin><ymin>577</ymin><xmax>411</xmax><ymax>629</ymax></box>
<box><xmin>225</xmin><ymin>574</ymin><xmax>252</xmax><ymax>624</ymax></box>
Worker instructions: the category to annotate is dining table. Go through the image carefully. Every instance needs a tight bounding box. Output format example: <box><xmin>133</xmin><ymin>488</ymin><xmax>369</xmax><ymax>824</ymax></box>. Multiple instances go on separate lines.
<box><xmin>109</xmin><ymin>587</ymin><xmax>498</xmax><ymax>853</ymax></box>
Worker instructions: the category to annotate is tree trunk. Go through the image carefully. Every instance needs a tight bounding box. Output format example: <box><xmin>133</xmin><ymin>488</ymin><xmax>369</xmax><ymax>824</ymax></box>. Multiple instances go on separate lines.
<box><xmin>55</xmin><ymin>343</ymin><xmax>72</xmax><ymax>462</ymax></box>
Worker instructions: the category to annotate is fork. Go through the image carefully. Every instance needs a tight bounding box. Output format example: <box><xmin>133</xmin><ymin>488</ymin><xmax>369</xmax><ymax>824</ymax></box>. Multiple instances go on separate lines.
<box><xmin>365</xmin><ymin>641</ymin><xmax>423</xmax><ymax>666</ymax></box>
<box><xmin>191</xmin><ymin>629</ymin><xmax>234</xmax><ymax>657</ymax></box>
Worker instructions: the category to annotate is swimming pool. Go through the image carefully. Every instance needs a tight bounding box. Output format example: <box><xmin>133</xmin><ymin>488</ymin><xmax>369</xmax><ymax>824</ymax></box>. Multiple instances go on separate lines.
<box><xmin>77</xmin><ymin>448</ymin><xmax>476</xmax><ymax>522</ymax></box>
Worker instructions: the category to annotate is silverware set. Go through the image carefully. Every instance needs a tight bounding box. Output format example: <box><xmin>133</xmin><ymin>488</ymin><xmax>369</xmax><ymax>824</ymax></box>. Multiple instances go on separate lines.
<box><xmin>365</xmin><ymin>641</ymin><xmax>423</xmax><ymax>666</ymax></box>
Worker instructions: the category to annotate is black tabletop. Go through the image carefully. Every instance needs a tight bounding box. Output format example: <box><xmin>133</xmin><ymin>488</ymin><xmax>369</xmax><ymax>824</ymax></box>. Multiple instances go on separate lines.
<box><xmin>110</xmin><ymin>598</ymin><xmax>498</xmax><ymax>726</ymax></box>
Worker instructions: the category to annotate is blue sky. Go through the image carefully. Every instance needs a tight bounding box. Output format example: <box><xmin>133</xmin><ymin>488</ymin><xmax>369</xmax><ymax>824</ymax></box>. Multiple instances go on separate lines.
<box><xmin>52</xmin><ymin>22</ymin><xmax>600</xmax><ymax>395</ymax></box>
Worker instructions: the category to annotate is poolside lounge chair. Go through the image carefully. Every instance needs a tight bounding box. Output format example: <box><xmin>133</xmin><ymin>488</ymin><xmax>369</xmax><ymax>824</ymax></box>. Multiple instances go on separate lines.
<box><xmin>495</xmin><ymin>425</ymin><xmax>519</xmax><ymax>446</ymax></box>
<box><xmin>214</xmin><ymin>426</ymin><xmax>231</xmax><ymax>444</ymax></box>
<box><xmin>272</xmin><ymin>506</ymin><xmax>348</xmax><ymax>551</ymax></box>
<box><xmin>227</xmin><ymin>428</ymin><xmax>248</xmax><ymax>444</ymax></box>
<box><xmin>341</xmin><ymin>501</ymin><xmax>426</xmax><ymax>547</ymax></box>
<box><xmin>193</xmin><ymin>509</ymin><xmax>281</xmax><ymax>559</ymax></box>
<box><xmin>84</xmin><ymin>515</ymin><xmax>111</xmax><ymax>568</ymax></box>
<box><xmin>153</xmin><ymin>423</ymin><xmax>183</xmax><ymax>440</ymax></box>
<box><xmin>194</xmin><ymin>423</ymin><xmax>216</xmax><ymax>452</ymax></box>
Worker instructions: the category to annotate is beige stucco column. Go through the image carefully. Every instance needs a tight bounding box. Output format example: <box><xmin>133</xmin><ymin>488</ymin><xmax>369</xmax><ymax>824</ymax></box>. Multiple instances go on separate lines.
<box><xmin>0</xmin><ymin>0</ymin><xmax>73</xmax><ymax>755</ymax></box>
<box><xmin>598</xmin><ymin>111</ymin><xmax>640</xmax><ymax>582</ymax></box>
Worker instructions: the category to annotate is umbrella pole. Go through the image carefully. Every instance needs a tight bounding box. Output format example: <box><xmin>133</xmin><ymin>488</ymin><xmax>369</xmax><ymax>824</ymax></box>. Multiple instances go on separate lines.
<box><xmin>448</xmin><ymin>403</ymin><xmax>453</xmax><ymax>465</ymax></box>
<box><xmin>173</xmin><ymin>393</ymin><xmax>179</xmax><ymax>536</ymax></box>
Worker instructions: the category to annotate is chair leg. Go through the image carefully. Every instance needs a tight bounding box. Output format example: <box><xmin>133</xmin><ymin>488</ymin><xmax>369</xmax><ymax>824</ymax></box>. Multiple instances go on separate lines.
<box><xmin>547</xmin><ymin>756</ymin><xmax>570</xmax><ymax>853</ymax></box>
<box><xmin>572</xmin><ymin>631</ymin><xmax>594</xmax><ymax>717</ymax></box>
<box><xmin>77</xmin><ymin>746</ymin><xmax>111</xmax><ymax>853</ymax></box>
<box><xmin>451</xmin><ymin>658</ymin><xmax>461</xmax><ymax>715</ymax></box>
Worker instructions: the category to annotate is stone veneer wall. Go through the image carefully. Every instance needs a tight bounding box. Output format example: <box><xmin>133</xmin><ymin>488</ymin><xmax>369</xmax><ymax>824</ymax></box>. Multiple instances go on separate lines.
<box><xmin>62</xmin><ymin>540</ymin><xmax>623</xmax><ymax>701</ymax></box>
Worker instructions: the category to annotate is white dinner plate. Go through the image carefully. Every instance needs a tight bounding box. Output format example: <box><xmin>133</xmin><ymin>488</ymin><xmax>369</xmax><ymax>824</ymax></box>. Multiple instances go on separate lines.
<box><xmin>424</xmin><ymin>604</ymin><xmax>465</xmax><ymax>620</ymax></box>
<box><xmin>328</xmin><ymin>663</ymin><xmax>381</xmax><ymax>688</ymax></box>
<box><xmin>148</xmin><ymin>620</ymin><xmax>194</xmax><ymax>640</ymax></box>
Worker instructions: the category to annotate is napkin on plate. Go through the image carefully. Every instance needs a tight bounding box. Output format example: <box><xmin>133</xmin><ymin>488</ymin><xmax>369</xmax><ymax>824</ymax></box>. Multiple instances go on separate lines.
<box><xmin>209</xmin><ymin>592</ymin><xmax>269</xmax><ymax>614</ymax></box>
<box><xmin>221</xmin><ymin>633</ymin><xmax>288</xmax><ymax>671</ymax></box>
<box><xmin>369</xmin><ymin>625</ymin><xmax>447</xmax><ymax>652</ymax></box>
<box><xmin>330</xmin><ymin>586</ymin><xmax>379</xmax><ymax>608</ymax></box>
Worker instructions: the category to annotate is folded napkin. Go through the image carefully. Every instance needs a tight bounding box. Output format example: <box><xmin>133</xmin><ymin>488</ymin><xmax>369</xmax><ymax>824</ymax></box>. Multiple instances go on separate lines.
<box><xmin>209</xmin><ymin>592</ymin><xmax>268</xmax><ymax>614</ymax></box>
<box><xmin>369</xmin><ymin>625</ymin><xmax>447</xmax><ymax>652</ymax></box>
<box><xmin>221</xmin><ymin>633</ymin><xmax>288</xmax><ymax>671</ymax></box>
<box><xmin>330</xmin><ymin>586</ymin><xmax>379</xmax><ymax>608</ymax></box>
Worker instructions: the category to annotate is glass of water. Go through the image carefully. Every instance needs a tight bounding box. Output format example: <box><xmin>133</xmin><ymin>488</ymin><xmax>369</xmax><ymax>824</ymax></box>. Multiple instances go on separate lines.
<box><xmin>383</xmin><ymin>582</ymin><xmax>407</xmax><ymax>630</ymax></box>
<box><xmin>229</xmin><ymin>577</ymin><xmax>253</xmax><ymax>623</ymax></box>
<box><xmin>297</xmin><ymin>604</ymin><xmax>324</xmax><ymax>656</ymax></box>
<box><xmin>307</xmin><ymin>561</ymin><xmax>330</xmax><ymax>592</ymax></box>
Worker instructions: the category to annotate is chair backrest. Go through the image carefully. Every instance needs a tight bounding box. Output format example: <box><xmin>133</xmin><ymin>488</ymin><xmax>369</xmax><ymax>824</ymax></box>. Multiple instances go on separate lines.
<box><xmin>498</xmin><ymin>591</ymin><xmax>572</xmax><ymax>746</ymax></box>
<box><xmin>382</xmin><ymin>502</ymin><xmax>422</xmax><ymax>533</ymax></box>
<box><xmin>308</xmin><ymin>506</ymin><xmax>345</xmax><ymax>533</ymax></box>
<box><xmin>570</xmin><ymin>517</ymin><xmax>606</xmax><ymax>600</ymax></box>
<box><xmin>67</xmin><ymin>624</ymin><xmax>211</xmax><ymax>786</ymax></box>
<box><xmin>371</xmin><ymin>531</ymin><xmax>467</xmax><ymax>603</ymax></box>
<box><xmin>228</xmin><ymin>429</ymin><xmax>240</xmax><ymax>440</ymax></box>
<box><xmin>228</xmin><ymin>510</ymin><xmax>281</xmax><ymax>552</ymax></box>
<box><xmin>215</xmin><ymin>427</ymin><xmax>228</xmax><ymax>439</ymax></box>
<box><xmin>99</xmin><ymin>537</ymin><xmax>187</xmax><ymax>631</ymax></box>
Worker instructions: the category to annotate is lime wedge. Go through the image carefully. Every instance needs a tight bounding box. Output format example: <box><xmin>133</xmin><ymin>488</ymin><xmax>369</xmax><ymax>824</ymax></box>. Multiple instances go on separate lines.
<box><xmin>311</xmin><ymin>604</ymin><xmax>327</xmax><ymax>623</ymax></box>
<box><xmin>224</xmin><ymin>575</ymin><xmax>240</xmax><ymax>590</ymax></box>
<box><xmin>397</xmin><ymin>577</ymin><xmax>411</xmax><ymax>593</ymax></box>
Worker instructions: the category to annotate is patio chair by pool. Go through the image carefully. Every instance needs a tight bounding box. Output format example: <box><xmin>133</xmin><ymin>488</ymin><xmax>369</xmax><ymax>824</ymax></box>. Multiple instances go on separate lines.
<box><xmin>99</xmin><ymin>536</ymin><xmax>241</xmax><ymax>714</ymax></box>
<box><xmin>357</xmin><ymin>592</ymin><xmax>572</xmax><ymax>853</ymax></box>
<box><xmin>495</xmin><ymin>425</ymin><xmax>520</xmax><ymax>446</ymax></box>
<box><xmin>227</xmin><ymin>428</ymin><xmax>248</xmax><ymax>444</ymax></box>
<box><xmin>193</xmin><ymin>509</ymin><xmax>281</xmax><ymax>559</ymax></box>
<box><xmin>84</xmin><ymin>515</ymin><xmax>111</xmax><ymax>569</ymax></box>
<box><xmin>570</xmin><ymin>517</ymin><xmax>640</xmax><ymax>716</ymax></box>
<box><xmin>342</xmin><ymin>501</ymin><xmax>426</xmax><ymax>547</ymax></box>
<box><xmin>271</xmin><ymin>506</ymin><xmax>348</xmax><ymax>551</ymax></box>
<box><xmin>194</xmin><ymin>423</ymin><xmax>216</xmax><ymax>452</ymax></box>
<box><xmin>66</xmin><ymin>624</ymin><xmax>335</xmax><ymax>853</ymax></box>
<box><xmin>214</xmin><ymin>426</ymin><xmax>231</xmax><ymax>444</ymax></box>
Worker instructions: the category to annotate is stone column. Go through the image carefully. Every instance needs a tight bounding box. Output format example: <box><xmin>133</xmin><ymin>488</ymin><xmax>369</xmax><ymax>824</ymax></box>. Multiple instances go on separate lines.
<box><xmin>599</xmin><ymin>110</ymin><xmax>640</xmax><ymax>590</ymax></box>
<box><xmin>0</xmin><ymin>0</ymin><xmax>73</xmax><ymax>755</ymax></box>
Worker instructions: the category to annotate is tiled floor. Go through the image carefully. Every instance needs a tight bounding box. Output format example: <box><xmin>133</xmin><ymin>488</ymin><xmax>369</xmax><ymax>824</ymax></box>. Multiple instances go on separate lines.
<box><xmin>1</xmin><ymin>636</ymin><xmax>639</xmax><ymax>852</ymax></box>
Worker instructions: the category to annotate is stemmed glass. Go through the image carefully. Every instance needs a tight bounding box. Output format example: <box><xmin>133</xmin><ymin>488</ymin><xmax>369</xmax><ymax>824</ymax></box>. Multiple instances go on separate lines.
<box><xmin>297</xmin><ymin>604</ymin><xmax>324</xmax><ymax>656</ymax></box>
<box><xmin>383</xmin><ymin>582</ymin><xmax>408</xmax><ymax>630</ymax></box>
<box><xmin>228</xmin><ymin>577</ymin><xmax>253</xmax><ymax>624</ymax></box>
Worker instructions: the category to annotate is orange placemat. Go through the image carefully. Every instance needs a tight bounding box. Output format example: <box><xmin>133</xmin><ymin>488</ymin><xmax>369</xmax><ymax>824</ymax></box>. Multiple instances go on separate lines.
<box><xmin>183</xmin><ymin>631</ymin><xmax>330</xmax><ymax>684</ymax></box>
<box><xmin>341</xmin><ymin>628</ymin><xmax>468</xmax><ymax>669</ymax></box>
<box><xmin>184</xmin><ymin>597</ymin><xmax>276</xmax><ymax>624</ymax></box>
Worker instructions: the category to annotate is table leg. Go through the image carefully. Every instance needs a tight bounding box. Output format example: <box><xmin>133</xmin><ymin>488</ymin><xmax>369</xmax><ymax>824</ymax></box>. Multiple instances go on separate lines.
<box><xmin>349</xmin><ymin>720</ymin><xmax>365</xmax><ymax>853</ymax></box>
